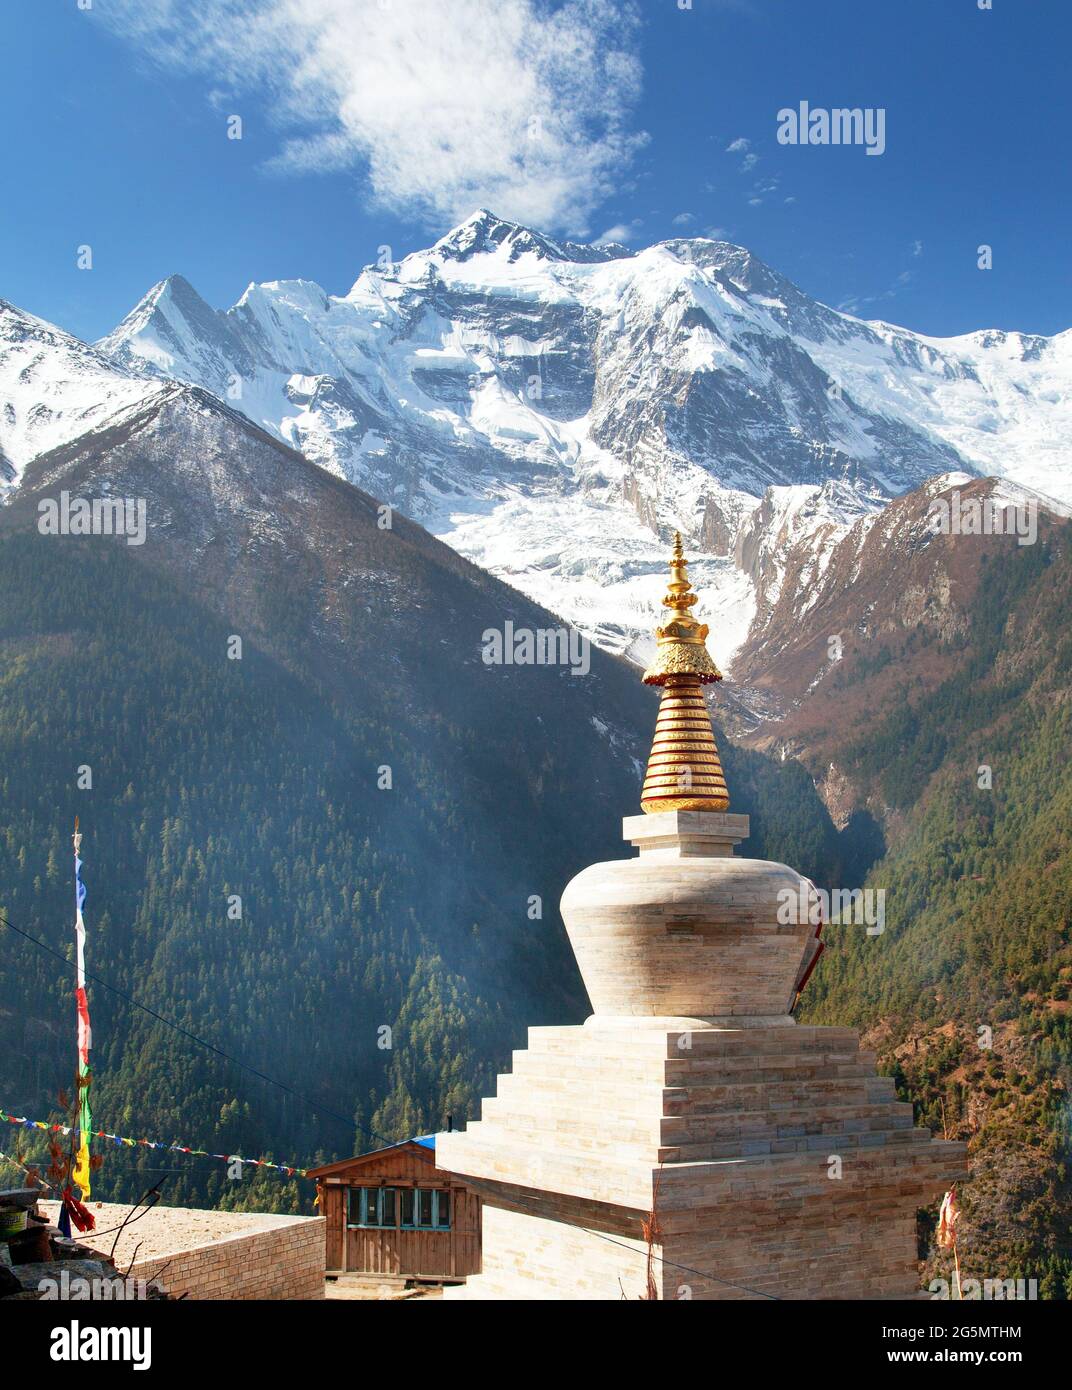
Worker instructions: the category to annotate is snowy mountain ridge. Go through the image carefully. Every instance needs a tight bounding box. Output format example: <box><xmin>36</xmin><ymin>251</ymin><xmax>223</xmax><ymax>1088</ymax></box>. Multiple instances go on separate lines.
<box><xmin>3</xmin><ymin>211</ymin><xmax>1069</xmax><ymax>671</ymax></box>
<box><xmin>0</xmin><ymin>298</ymin><xmax>168</xmax><ymax>476</ymax></box>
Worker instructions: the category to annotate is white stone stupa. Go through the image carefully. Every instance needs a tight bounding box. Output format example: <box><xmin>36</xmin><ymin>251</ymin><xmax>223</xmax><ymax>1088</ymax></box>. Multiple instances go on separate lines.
<box><xmin>439</xmin><ymin>537</ymin><xmax>966</xmax><ymax>1299</ymax></box>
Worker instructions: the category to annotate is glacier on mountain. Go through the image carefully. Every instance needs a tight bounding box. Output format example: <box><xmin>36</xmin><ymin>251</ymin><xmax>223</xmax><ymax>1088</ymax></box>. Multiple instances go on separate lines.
<box><xmin>4</xmin><ymin>211</ymin><xmax>1069</xmax><ymax>671</ymax></box>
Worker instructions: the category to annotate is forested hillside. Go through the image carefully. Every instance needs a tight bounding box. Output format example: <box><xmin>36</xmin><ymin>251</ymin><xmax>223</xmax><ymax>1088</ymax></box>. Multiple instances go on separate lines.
<box><xmin>3</xmin><ymin>375</ymin><xmax>1067</xmax><ymax>1292</ymax></box>
<box><xmin>803</xmin><ymin>534</ymin><xmax>1072</xmax><ymax>1295</ymax></box>
<box><xmin>0</xmin><ymin>406</ymin><xmax>846</xmax><ymax>1215</ymax></box>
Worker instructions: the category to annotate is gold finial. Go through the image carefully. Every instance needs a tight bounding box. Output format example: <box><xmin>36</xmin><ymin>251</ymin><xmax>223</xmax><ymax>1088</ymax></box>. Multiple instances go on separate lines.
<box><xmin>640</xmin><ymin>532</ymin><xmax>729</xmax><ymax>814</ymax></box>
<box><xmin>642</xmin><ymin>532</ymin><xmax>723</xmax><ymax>685</ymax></box>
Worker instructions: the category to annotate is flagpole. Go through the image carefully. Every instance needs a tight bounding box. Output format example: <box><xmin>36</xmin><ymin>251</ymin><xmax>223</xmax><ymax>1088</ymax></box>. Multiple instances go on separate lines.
<box><xmin>72</xmin><ymin>817</ymin><xmax>92</xmax><ymax>1200</ymax></box>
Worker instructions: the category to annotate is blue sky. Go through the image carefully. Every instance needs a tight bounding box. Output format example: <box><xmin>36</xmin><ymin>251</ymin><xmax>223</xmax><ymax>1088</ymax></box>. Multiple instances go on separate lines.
<box><xmin>2</xmin><ymin>0</ymin><xmax>1069</xmax><ymax>342</ymax></box>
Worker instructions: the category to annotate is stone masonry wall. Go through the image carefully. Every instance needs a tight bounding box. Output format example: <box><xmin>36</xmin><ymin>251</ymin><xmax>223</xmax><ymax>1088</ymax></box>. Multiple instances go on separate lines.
<box><xmin>129</xmin><ymin>1215</ymin><xmax>325</xmax><ymax>1301</ymax></box>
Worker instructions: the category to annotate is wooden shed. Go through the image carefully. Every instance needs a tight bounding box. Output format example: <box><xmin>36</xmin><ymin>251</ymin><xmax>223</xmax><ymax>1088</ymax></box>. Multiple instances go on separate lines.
<box><xmin>307</xmin><ymin>1137</ymin><xmax>481</xmax><ymax>1281</ymax></box>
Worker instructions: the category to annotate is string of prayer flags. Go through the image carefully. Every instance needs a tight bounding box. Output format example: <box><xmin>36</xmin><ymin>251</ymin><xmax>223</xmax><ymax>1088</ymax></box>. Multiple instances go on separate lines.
<box><xmin>0</xmin><ymin>1107</ymin><xmax>312</xmax><ymax>1181</ymax></box>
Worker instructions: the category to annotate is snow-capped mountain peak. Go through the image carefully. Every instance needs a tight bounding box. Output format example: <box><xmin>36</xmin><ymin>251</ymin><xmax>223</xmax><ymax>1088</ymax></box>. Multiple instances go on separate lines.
<box><xmin>0</xmin><ymin>298</ymin><xmax>164</xmax><ymax>478</ymax></box>
<box><xmin>100</xmin><ymin>274</ymin><xmax>233</xmax><ymax>377</ymax></box>
<box><xmin>430</xmin><ymin>208</ymin><xmax>635</xmax><ymax>266</ymax></box>
<box><xmin>4</xmin><ymin>213</ymin><xmax>1069</xmax><ymax>680</ymax></box>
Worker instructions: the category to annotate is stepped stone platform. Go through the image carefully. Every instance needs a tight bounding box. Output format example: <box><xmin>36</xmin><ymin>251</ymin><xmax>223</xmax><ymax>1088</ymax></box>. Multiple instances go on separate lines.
<box><xmin>438</xmin><ymin>810</ymin><xmax>967</xmax><ymax>1300</ymax></box>
<box><xmin>440</xmin><ymin>1019</ymin><xmax>966</xmax><ymax>1299</ymax></box>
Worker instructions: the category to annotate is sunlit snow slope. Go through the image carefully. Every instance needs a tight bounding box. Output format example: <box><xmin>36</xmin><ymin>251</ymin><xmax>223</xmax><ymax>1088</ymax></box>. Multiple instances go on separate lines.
<box><xmin>4</xmin><ymin>212</ymin><xmax>1068</xmax><ymax>670</ymax></box>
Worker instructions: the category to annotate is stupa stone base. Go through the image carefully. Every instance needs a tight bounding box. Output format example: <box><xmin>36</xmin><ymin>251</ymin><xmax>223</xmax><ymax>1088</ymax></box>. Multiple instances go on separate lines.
<box><xmin>438</xmin><ymin>1020</ymin><xmax>967</xmax><ymax>1300</ymax></box>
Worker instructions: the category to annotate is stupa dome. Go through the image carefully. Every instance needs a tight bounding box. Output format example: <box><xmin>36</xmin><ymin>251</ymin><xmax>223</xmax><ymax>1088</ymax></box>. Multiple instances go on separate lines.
<box><xmin>561</xmin><ymin>812</ymin><xmax>818</xmax><ymax>1026</ymax></box>
<box><xmin>562</xmin><ymin>539</ymin><xmax>822</xmax><ymax>1026</ymax></box>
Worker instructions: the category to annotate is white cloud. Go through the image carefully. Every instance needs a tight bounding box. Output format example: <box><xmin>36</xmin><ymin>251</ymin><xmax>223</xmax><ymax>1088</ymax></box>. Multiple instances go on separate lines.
<box><xmin>671</xmin><ymin>212</ymin><xmax>696</xmax><ymax>227</ymax></box>
<box><xmin>95</xmin><ymin>0</ymin><xmax>646</xmax><ymax>234</ymax></box>
<box><xmin>912</xmin><ymin>239</ymin><xmax>924</xmax><ymax>257</ymax></box>
<box><xmin>725</xmin><ymin>137</ymin><xmax>750</xmax><ymax>153</ymax></box>
<box><xmin>593</xmin><ymin>223</ymin><xmax>635</xmax><ymax>245</ymax></box>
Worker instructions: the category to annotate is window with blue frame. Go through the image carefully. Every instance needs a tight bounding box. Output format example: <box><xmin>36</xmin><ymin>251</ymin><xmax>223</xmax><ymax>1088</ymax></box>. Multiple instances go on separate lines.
<box><xmin>347</xmin><ymin>1186</ymin><xmax>450</xmax><ymax>1230</ymax></box>
<box><xmin>347</xmin><ymin>1187</ymin><xmax>398</xmax><ymax>1228</ymax></box>
<box><xmin>400</xmin><ymin>1187</ymin><xmax>451</xmax><ymax>1230</ymax></box>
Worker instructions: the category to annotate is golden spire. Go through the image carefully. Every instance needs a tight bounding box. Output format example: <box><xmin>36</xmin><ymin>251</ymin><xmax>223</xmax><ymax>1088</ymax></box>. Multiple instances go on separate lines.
<box><xmin>640</xmin><ymin>533</ymin><xmax>730</xmax><ymax>814</ymax></box>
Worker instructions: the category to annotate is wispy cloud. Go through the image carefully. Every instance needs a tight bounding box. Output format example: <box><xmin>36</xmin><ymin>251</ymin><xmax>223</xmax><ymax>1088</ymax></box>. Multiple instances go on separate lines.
<box><xmin>744</xmin><ymin>173</ymin><xmax>777</xmax><ymax>207</ymax></box>
<box><xmin>725</xmin><ymin>137</ymin><xmax>758</xmax><ymax>174</ymax></box>
<box><xmin>839</xmin><ymin>269</ymin><xmax>915</xmax><ymax>316</ymax></box>
<box><xmin>95</xmin><ymin>0</ymin><xmax>646</xmax><ymax>234</ymax></box>
<box><xmin>593</xmin><ymin>223</ymin><xmax>635</xmax><ymax>245</ymax></box>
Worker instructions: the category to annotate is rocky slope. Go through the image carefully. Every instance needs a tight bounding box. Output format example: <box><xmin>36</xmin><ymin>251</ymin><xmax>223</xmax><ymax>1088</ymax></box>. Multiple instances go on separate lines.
<box><xmin>726</xmin><ymin>474</ymin><xmax>1069</xmax><ymax>818</ymax></box>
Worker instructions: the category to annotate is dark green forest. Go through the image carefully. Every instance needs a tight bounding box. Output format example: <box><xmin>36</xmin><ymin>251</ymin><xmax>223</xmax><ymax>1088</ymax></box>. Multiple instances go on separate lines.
<box><xmin>3</xmin><ymin>485</ymin><xmax>1068</xmax><ymax>1295</ymax></box>
<box><xmin>803</xmin><ymin>537</ymin><xmax>1072</xmax><ymax>1296</ymax></box>
<box><xmin>0</xmin><ymin>526</ymin><xmax>846</xmax><ymax>1216</ymax></box>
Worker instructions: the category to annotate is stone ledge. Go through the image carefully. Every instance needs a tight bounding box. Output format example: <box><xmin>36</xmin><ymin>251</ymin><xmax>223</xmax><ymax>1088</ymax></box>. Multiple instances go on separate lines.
<box><xmin>623</xmin><ymin>810</ymin><xmax>751</xmax><ymax>857</ymax></box>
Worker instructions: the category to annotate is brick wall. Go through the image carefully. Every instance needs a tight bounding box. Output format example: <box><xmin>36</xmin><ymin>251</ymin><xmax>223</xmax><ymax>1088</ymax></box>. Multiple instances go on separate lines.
<box><xmin>129</xmin><ymin>1215</ymin><xmax>325</xmax><ymax>1301</ymax></box>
